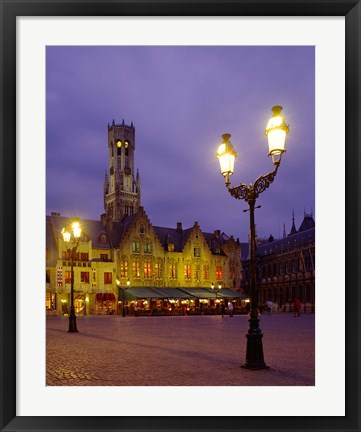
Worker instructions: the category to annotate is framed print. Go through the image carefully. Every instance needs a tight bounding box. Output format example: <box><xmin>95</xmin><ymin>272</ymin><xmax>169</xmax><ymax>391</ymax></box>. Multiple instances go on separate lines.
<box><xmin>0</xmin><ymin>1</ymin><xmax>360</xmax><ymax>431</ymax></box>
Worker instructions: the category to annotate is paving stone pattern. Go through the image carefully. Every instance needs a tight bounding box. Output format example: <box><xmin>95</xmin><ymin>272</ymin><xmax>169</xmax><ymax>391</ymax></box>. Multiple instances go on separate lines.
<box><xmin>46</xmin><ymin>314</ymin><xmax>315</xmax><ymax>386</ymax></box>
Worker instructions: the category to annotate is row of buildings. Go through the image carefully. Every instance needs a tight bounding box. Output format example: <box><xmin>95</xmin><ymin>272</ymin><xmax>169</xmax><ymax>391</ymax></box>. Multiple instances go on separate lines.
<box><xmin>46</xmin><ymin>120</ymin><xmax>243</xmax><ymax>316</ymax></box>
<box><xmin>46</xmin><ymin>119</ymin><xmax>315</xmax><ymax>315</ymax></box>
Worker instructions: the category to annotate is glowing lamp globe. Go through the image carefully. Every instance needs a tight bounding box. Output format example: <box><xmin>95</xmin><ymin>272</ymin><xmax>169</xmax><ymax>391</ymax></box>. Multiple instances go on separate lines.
<box><xmin>216</xmin><ymin>134</ymin><xmax>237</xmax><ymax>178</ymax></box>
<box><xmin>61</xmin><ymin>229</ymin><xmax>71</xmax><ymax>243</ymax></box>
<box><xmin>265</xmin><ymin>106</ymin><xmax>289</xmax><ymax>160</ymax></box>
<box><xmin>72</xmin><ymin>220</ymin><xmax>82</xmax><ymax>238</ymax></box>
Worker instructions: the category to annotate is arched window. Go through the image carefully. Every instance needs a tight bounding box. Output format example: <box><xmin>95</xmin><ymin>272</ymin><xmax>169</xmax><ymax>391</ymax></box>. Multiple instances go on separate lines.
<box><xmin>117</xmin><ymin>140</ymin><xmax>122</xmax><ymax>156</ymax></box>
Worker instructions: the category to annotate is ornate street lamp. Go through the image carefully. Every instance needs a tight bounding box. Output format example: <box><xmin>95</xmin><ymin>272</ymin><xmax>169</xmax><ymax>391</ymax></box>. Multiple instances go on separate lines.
<box><xmin>117</xmin><ymin>278</ymin><xmax>130</xmax><ymax>317</ymax></box>
<box><xmin>216</xmin><ymin>106</ymin><xmax>289</xmax><ymax>370</ymax></box>
<box><xmin>61</xmin><ymin>218</ymin><xmax>82</xmax><ymax>333</ymax></box>
<box><xmin>211</xmin><ymin>282</ymin><xmax>222</xmax><ymax>300</ymax></box>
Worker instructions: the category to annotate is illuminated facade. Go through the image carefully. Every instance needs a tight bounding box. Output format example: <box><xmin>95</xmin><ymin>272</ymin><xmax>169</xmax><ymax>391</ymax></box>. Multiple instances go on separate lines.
<box><xmin>46</xmin><ymin>119</ymin><xmax>242</xmax><ymax>315</ymax></box>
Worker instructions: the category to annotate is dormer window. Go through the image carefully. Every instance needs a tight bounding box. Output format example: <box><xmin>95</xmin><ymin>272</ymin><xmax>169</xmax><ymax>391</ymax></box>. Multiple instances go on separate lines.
<box><xmin>99</xmin><ymin>232</ymin><xmax>108</xmax><ymax>244</ymax></box>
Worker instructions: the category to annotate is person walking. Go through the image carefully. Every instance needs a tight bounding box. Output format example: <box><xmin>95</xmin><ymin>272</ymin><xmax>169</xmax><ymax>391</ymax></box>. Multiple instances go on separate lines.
<box><xmin>228</xmin><ymin>301</ymin><xmax>234</xmax><ymax>317</ymax></box>
<box><xmin>293</xmin><ymin>298</ymin><xmax>301</xmax><ymax>317</ymax></box>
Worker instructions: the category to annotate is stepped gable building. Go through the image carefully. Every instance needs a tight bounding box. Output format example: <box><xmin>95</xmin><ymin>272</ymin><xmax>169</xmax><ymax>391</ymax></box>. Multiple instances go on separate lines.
<box><xmin>46</xmin><ymin>118</ymin><xmax>242</xmax><ymax>315</ymax></box>
<box><xmin>240</xmin><ymin>212</ymin><xmax>315</xmax><ymax>310</ymax></box>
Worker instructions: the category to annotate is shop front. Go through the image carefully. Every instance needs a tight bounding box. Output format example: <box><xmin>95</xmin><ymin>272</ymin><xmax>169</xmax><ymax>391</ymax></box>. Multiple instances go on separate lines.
<box><xmin>121</xmin><ymin>287</ymin><xmax>249</xmax><ymax>316</ymax></box>
<box><xmin>95</xmin><ymin>293</ymin><xmax>116</xmax><ymax>314</ymax></box>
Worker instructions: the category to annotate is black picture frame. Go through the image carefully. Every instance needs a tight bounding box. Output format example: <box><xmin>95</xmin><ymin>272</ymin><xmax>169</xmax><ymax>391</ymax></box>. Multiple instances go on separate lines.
<box><xmin>1</xmin><ymin>1</ymin><xmax>360</xmax><ymax>431</ymax></box>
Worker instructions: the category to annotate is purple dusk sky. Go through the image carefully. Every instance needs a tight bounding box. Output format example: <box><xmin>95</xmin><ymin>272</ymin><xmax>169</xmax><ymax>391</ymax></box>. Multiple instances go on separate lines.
<box><xmin>46</xmin><ymin>46</ymin><xmax>315</xmax><ymax>242</ymax></box>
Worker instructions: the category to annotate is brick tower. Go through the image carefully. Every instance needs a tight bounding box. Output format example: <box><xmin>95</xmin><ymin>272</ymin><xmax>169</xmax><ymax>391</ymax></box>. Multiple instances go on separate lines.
<box><xmin>104</xmin><ymin>119</ymin><xmax>141</xmax><ymax>222</ymax></box>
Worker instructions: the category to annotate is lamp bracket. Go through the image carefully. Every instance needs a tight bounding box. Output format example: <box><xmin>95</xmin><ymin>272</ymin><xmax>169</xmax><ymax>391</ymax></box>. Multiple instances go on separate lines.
<box><xmin>227</xmin><ymin>159</ymin><xmax>281</xmax><ymax>203</ymax></box>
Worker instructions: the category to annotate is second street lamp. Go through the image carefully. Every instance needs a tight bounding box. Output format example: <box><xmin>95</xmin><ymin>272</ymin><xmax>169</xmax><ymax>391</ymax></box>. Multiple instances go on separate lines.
<box><xmin>62</xmin><ymin>218</ymin><xmax>82</xmax><ymax>333</ymax></box>
<box><xmin>216</xmin><ymin>106</ymin><xmax>289</xmax><ymax>370</ymax></box>
<box><xmin>211</xmin><ymin>282</ymin><xmax>222</xmax><ymax>300</ymax></box>
<box><xmin>117</xmin><ymin>278</ymin><xmax>130</xmax><ymax>317</ymax></box>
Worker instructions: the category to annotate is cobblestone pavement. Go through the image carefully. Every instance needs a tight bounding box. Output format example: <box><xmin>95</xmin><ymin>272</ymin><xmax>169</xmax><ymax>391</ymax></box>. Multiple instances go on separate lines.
<box><xmin>46</xmin><ymin>313</ymin><xmax>314</xmax><ymax>386</ymax></box>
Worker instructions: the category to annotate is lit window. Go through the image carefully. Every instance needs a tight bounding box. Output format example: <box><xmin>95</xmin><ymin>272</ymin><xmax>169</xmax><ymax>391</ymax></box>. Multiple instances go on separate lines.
<box><xmin>116</xmin><ymin>140</ymin><xmax>122</xmax><ymax>148</ymax></box>
<box><xmin>184</xmin><ymin>263</ymin><xmax>191</xmax><ymax>280</ymax></box>
<box><xmin>104</xmin><ymin>272</ymin><xmax>112</xmax><ymax>284</ymax></box>
<box><xmin>133</xmin><ymin>260</ymin><xmax>141</xmax><ymax>278</ymax></box>
<box><xmin>144</xmin><ymin>261</ymin><xmax>152</xmax><ymax>279</ymax></box>
<box><xmin>65</xmin><ymin>271</ymin><xmax>71</xmax><ymax>284</ymax></box>
<box><xmin>120</xmin><ymin>260</ymin><xmax>128</xmax><ymax>278</ymax></box>
<box><xmin>216</xmin><ymin>265</ymin><xmax>223</xmax><ymax>280</ymax></box>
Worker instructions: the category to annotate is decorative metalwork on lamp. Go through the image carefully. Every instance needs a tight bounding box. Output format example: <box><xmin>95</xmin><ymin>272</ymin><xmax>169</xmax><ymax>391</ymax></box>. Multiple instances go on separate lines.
<box><xmin>216</xmin><ymin>106</ymin><xmax>289</xmax><ymax>370</ymax></box>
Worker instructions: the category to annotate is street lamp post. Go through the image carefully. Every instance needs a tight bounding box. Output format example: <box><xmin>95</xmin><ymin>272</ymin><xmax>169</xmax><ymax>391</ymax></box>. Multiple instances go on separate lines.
<box><xmin>211</xmin><ymin>282</ymin><xmax>222</xmax><ymax>300</ymax></box>
<box><xmin>216</xmin><ymin>106</ymin><xmax>289</xmax><ymax>370</ymax></box>
<box><xmin>62</xmin><ymin>219</ymin><xmax>82</xmax><ymax>333</ymax></box>
<box><xmin>117</xmin><ymin>278</ymin><xmax>130</xmax><ymax>317</ymax></box>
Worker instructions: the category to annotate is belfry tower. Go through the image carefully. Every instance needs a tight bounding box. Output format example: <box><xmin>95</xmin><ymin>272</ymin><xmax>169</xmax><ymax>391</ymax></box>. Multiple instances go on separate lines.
<box><xmin>104</xmin><ymin>119</ymin><xmax>141</xmax><ymax>222</ymax></box>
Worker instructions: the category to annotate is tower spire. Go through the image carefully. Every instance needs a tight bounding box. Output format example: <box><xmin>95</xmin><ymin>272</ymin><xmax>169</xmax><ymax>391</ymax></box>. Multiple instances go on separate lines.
<box><xmin>289</xmin><ymin>210</ymin><xmax>297</xmax><ymax>236</ymax></box>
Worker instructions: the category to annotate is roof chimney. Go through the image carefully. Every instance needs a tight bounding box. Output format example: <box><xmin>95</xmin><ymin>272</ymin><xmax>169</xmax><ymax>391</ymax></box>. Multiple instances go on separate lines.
<box><xmin>177</xmin><ymin>222</ymin><xmax>182</xmax><ymax>232</ymax></box>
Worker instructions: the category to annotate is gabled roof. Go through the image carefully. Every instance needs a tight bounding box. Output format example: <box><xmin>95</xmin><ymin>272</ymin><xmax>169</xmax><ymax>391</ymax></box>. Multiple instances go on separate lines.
<box><xmin>298</xmin><ymin>214</ymin><xmax>315</xmax><ymax>232</ymax></box>
<box><xmin>256</xmin><ymin>227</ymin><xmax>315</xmax><ymax>257</ymax></box>
<box><xmin>153</xmin><ymin>226</ymin><xmax>189</xmax><ymax>252</ymax></box>
<box><xmin>202</xmin><ymin>232</ymin><xmax>229</xmax><ymax>256</ymax></box>
<box><xmin>106</xmin><ymin>215</ymin><xmax>137</xmax><ymax>248</ymax></box>
<box><xmin>47</xmin><ymin>215</ymin><xmax>113</xmax><ymax>250</ymax></box>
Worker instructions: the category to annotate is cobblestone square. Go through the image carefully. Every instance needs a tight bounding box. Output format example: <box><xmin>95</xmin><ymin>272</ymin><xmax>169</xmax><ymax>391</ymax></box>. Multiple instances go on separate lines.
<box><xmin>46</xmin><ymin>313</ymin><xmax>315</xmax><ymax>386</ymax></box>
